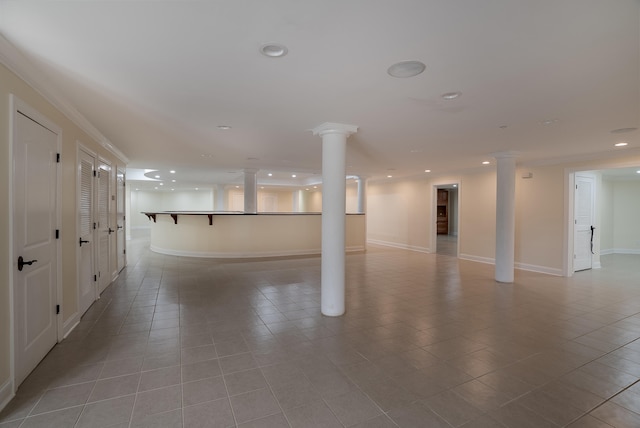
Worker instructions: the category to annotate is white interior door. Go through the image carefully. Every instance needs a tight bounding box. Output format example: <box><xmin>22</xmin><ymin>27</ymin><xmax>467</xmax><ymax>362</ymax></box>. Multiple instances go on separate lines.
<box><xmin>261</xmin><ymin>194</ymin><xmax>277</xmax><ymax>212</ymax></box>
<box><xmin>97</xmin><ymin>161</ymin><xmax>111</xmax><ymax>293</ymax></box>
<box><xmin>116</xmin><ymin>167</ymin><xmax>126</xmax><ymax>272</ymax></box>
<box><xmin>78</xmin><ymin>148</ymin><xmax>96</xmax><ymax>315</ymax></box>
<box><xmin>13</xmin><ymin>110</ymin><xmax>59</xmax><ymax>387</ymax></box>
<box><xmin>574</xmin><ymin>174</ymin><xmax>595</xmax><ymax>271</ymax></box>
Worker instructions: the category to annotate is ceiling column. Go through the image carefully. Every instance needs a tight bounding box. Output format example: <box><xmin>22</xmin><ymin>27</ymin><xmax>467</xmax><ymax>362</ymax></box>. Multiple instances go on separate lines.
<box><xmin>312</xmin><ymin>122</ymin><xmax>358</xmax><ymax>316</ymax></box>
<box><xmin>493</xmin><ymin>151</ymin><xmax>519</xmax><ymax>283</ymax></box>
<box><xmin>243</xmin><ymin>168</ymin><xmax>258</xmax><ymax>214</ymax></box>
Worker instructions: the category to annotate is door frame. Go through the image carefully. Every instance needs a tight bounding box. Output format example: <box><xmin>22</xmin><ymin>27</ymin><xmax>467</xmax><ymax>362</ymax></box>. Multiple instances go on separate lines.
<box><xmin>9</xmin><ymin>95</ymin><xmax>63</xmax><ymax>395</ymax></box>
<box><xmin>430</xmin><ymin>181</ymin><xmax>461</xmax><ymax>255</ymax></box>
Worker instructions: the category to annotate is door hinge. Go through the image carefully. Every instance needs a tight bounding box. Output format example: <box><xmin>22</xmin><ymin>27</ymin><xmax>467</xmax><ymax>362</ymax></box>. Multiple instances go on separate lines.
<box><xmin>123</xmin><ymin>249</ymin><xmax>126</xmax><ymax>254</ymax></box>
<box><xmin>56</xmin><ymin>304</ymin><xmax>60</xmax><ymax>314</ymax></box>
<box><xmin>576</xmin><ymin>184</ymin><xmax>578</xmax><ymax>189</ymax></box>
<box><xmin>93</xmin><ymin>222</ymin><xmax>97</xmax><ymax>230</ymax></box>
<box><xmin>93</xmin><ymin>170</ymin><xmax>96</xmax><ymax>177</ymax></box>
<box><xmin>574</xmin><ymin>219</ymin><xmax>577</xmax><ymax>224</ymax></box>
<box><xmin>94</xmin><ymin>274</ymin><xmax>97</xmax><ymax>282</ymax></box>
<box><xmin>56</xmin><ymin>153</ymin><xmax>60</xmax><ymax>163</ymax></box>
<box><xmin>55</xmin><ymin>229</ymin><xmax>60</xmax><ymax>239</ymax></box>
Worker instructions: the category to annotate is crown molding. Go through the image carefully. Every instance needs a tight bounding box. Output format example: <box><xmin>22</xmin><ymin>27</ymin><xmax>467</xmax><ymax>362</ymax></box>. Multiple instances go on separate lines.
<box><xmin>0</xmin><ymin>34</ymin><xmax>129</xmax><ymax>163</ymax></box>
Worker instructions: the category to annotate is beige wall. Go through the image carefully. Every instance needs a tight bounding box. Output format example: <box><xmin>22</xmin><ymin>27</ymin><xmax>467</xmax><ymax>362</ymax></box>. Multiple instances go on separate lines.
<box><xmin>0</xmin><ymin>64</ymin><xmax>126</xmax><ymax>396</ymax></box>
<box><xmin>366</xmin><ymin>154</ymin><xmax>640</xmax><ymax>276</ymax></box>
<box><xmin>612</xmin><ymin>180</ymin><xmax>640</xmax><ymax>251</ymax></box>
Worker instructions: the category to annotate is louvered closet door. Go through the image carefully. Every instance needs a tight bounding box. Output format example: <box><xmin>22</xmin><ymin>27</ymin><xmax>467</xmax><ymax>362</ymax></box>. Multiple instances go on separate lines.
<box><xmin>78</xmin><ymin>149</ymin><xmax>96</xmax><ymax>315</ymax></box>
<box><xmin>97</xmin><ymin>162</ymin><xmax>111</xmax><ymax>294</ymax></box>
<box><xmin>116</xmin><ymin>167</ymin><xmax>126</xmax><ymax>273</ymax></box>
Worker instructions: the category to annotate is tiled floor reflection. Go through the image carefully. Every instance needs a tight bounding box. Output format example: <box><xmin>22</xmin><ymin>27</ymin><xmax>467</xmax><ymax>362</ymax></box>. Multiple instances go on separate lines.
<box><xmin>2</xmin><ymin>234</ymin><xmax>640</xmax><ymax>427</ymax></box>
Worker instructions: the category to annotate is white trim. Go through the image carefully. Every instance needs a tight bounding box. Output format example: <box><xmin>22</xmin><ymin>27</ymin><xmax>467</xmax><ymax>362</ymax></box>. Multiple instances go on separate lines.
<box><xmin>514</xmin><ymin>262</ymin><xmax>563</xmax><ymax>276</ymax></box>
<box><xmin>150</xmin><ymin>244</ymin><xmax>365</xmax><ymax>259</ymax></box>
<box><xmin>0</xmin><ymin>379</ymin><xmax>15</xmax><ymax>414</ymax></box>
<box><xmin>9</xmin><ymin>95</ymin><xmax>63</xmax><ymax>392</ymax></box>
<box><xmin>606</xmin><ymin>248</ymin><xmax>640</xmax><ymax>255</ymax></box>
<box><xmin>601</xmin><ymin>248</ymin><xmax>615</xmax><ymax>255</ymax></box>
<box><xmin>76</xmin><ymin>143</ymin><xmax>97</xmax><ymax>320</ymax></box>
<box><xmin>593</xmin><ymin>261</ymin><xmax>602</xmax><ymax>269</ymax></box>
<box><xmin>367</xmin><ymin>239</ymin><xmax>430</xmax><ymax>253</ymax></box>
<box><xmin>459</xmin><ymin>254</ymin><xmax>495</xmax><ymax>265</ymax></box>
<box><xmin>131</xmin><ymin>226</ymin><xmax>152</xmax><ymax>230</ymax></box>
<box><xmin>63</xmin><ymin>318</ymin><xmax>80</xmax><ymax>340</ymax></box>
<box><xmin>0</xmin><ymin>34</ymin><xmax>129</xmax><ymax>163</ymax></box>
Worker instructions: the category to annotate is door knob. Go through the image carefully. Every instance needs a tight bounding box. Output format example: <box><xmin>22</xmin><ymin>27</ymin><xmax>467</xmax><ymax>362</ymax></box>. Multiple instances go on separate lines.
<box><xmin>117</xmin><ymin>225</ymin><xmax>123</xmax><ymax>229</ymax></box>
<box><xmin>17</xmin><ymin>256</ymin><xmax>38</xmax><ymax>271</ymax></box>
<box><xmin>79</xmin><ymin>238</ymin><xmax>90</xmax><ymax>247</ymax></box>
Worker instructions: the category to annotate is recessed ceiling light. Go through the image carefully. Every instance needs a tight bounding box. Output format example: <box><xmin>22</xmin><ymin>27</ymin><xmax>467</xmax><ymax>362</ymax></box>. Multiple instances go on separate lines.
<box><xmin>155</xmin><ymin>175</ymin><xmax>160</xmax><ymax>178</ymax></box>
<box><xmin>171</xmin><ymin>180</ymin><xmax>176</xmax><ymax>182</ymax></box>
<box><xmin>306</xmin><ymin>188</ymin><xmax>310</xmax><ymax>191</ymax></box>
<box><xmin>636</xmin><ymin>170</ymin><xmax>640</xmax><ymax>174</ymax></box>
<box><xmin>541</xmin><ymin>119</ymin><xmax>558</xmax><ymax>125</ymax></box>
<box><xmin>170</xmin><ymin>170</ymin><xmax>176</xmax><ymax>174</ymax></box>
<box><xmin>387</xmin><ymin>175</ymin><xmax>393</xmax><ymax>178</ymax></box>
<box><xmin>171</xmin><ymin>189</ymin><xmax>174</xmax><ymax>191</ymax></box>
<box><xmin>159</xmin><ymin>182</ymin><xmax>164</xmax><ymax>185</ymax></box>
<box><xmin>154</xmin><ymin>187</ymin><xmax>158</xmax><ymax>190</ymax></box>
<box><xmin>453</xmin><ymin>184</ymin><xmax>457</xmax><ymax>188</ymax></box>
<box><xmin>260</xmin><ymin>186</ymin><xmax>264</xmax><ymax>189</ymax></box>
<box><xmin>441</xmin><ymin>91</ymin><xmax>461</xmax><ymax>100</ymax></box>
<box><xmin>611</xmin><ymin>127</ymin><xmax>638</xmax><ymax>134</ymax></box>
<box><xmin>291</xmin><ymin>174</ymin><xmax>297</xmax><ymax>178</ymax></box>
<box><xmin>387</xmin><ymin>60</ymin><xmax>426</xmax><ymax>78</ymax></box>
<box><xmin>195</xmin><ymin>188</ymin><xmax>199</xmax><ymax>190</ymax></box>
<box><xmin>614</xmin><ymin>142</ymin><xmax>628</xmax><ymax>147</ymax></box>
<box><xmin>136</xmin><ymin>188</ymin><xmax>139</xmax><ymax>191</ymax></box>
<box><xmin>260</xmin><ymin>43</ymin><xmax>288</xmax><ymax>58</ymax></box>
<box><xmin>217</xmin><ymin>125</ymin><xmax>231</xmax><ymax>130</ymax></box>
<box><xmin>424</xmin><ymin>169</ymin><xmax>431</xmax><ymax>173</ymax></box>
<box><xmin>482</xmin><ymin>161</ymin><xmax>490</xmax><ymax>165</ymax></box>
<box><xmin>313</xmin><ymin>186</ymin><xmax>317</xmax><ymax>189</ymax></box>
<box><xmin>235</xmin><ymin>185</ymin><xmax>239</xmax><ymax>188</ymax></box>
<box><xmin>268</xmin><ymin>173</ymin><xmax>273</xmax><ymax>177</ymax></box>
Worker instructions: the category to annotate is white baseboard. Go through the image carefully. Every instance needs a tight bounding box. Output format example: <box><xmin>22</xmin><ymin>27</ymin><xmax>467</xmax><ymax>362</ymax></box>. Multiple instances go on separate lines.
<box><xmin>459</xmin><ymin>254</ymin><xmax>562</xmax><ymax>276</ymax></box>
<box><xmin>0</xmin><ymin>378</ymin><xmax>14</xmax><ymax>414</ymax></box>
<box><xmin>131</xmin><ymin>226</ymin><xmax>151</xmax><ymax>230</ymax></box>
<box><xmin>514</xmin><ymin>262</ymin><xmax>563</xmax><ymax>276</ymax></box>
<box><xmin>609</xmin><ymin>248</ymin><xmax>640</xmax><ymax>255</ymax></box>
<box><xmin>62</xmin><ymin>314</ymin><xmax>80</xmax><ymax>340</ymax></box>
<box><xmin>600</xmin><ymin>248</ymin><xmax>615</xmax><ymax>255</ymax></box>
<box><xmin>367</xmin><ymin>239</ymin><xmax>430</xmax><ymax>253</ymax></box>
<box><xmin>458</xmin><ymin>254</ymin><xmax>494</xmax><ymax>265</ymax></box>
<box><xmin>150</xmin><ymin>245</ymin><xmax>365</xmax><ymax>259</ymax></box>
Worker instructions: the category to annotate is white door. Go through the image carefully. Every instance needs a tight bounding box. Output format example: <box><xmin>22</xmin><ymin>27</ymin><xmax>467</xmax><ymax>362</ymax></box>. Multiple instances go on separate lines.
<box><xmin>574</xmin><ymin>174</ymin><xmax>595</xmax><ymax>271</ymax></box>
<box><xmin>261</xmin><ymin>194</ymin><xmax>277</xmax><ymax>212</ymax></box>
<box><xmin>231</xmin><ymin>192</ymin><xmax>244</xmax><ymax>211</ymax></box>
<box><xmin>97</xmin><ymin>162</ymin><xmax>111</xmax><ymax>293</ymax></box>
<box><xmin>116</xmin><ymin>167</ymin><xmax>126</xmax><ymax>273</ymax></box>
<box><xmin>78</xmin><ymin>148</ymin><xmax>96</xmax><ymax>315</ymax></box>
<box><xmin>13</xmin><ymin>110</ymin><xmax>59</xmax><ymax>387</ymax></box>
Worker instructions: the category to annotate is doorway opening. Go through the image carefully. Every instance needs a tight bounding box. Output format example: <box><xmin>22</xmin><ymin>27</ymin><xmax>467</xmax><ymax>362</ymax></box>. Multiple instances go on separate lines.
<box><xmin>433</xmin><ymin>184</ymin><xmax>459</xmax><ymax>256</ymax></box>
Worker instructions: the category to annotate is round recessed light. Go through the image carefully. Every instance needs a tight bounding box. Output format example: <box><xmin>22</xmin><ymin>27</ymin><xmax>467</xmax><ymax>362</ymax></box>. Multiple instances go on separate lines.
<box><xmin>159</xmin><ymin>182</ymin><xmax>164</xmax><ymax>185</ymax></box>
<box><xmin>260</xmin><ymin>186</ymin><xmax>264</xmax><ymax>189</ymax></box>
<box><xmin>441</xmin><ymin>91</ymin><xmax>461</xmax><ymax>100</ymax></box>
<box><xmin>611</xmin><ymin>127</ymin><xmax>638</xmax><ymax>134</ymax></box>
<box><xmin>453</xmin><ymin>184</ymin><xmax>457</xmax><ymax>188</ymax></box>
<box><xmin>195</xmin><ymin>188</ymin><xmax>199</xmax><ymax>190</ymax></box>
<box><xmin>313</xmin><ymin>186</ymin><xmax>317</xmax><ymax>189</ymax></box>
<box><xmin>268</xmin><ymin>173</ymin><xmax>273</xmax><ymax>177</ymax></box>
<box><xmin>425</xmin><ymin>169</ymin><xmax>431</xmax><ymax>173</ymax></box>
<box><xmin>171</xmin><ymin>189</ymin><xmax>174</xmax><ymax>191</ymax></box>
<box><xmin>306</xmin><ymin>188</ymin><xmax>310</xmax><ymax>191</ymax></box>
<box><xmin>387</xmin><ymin>60</ymin><xmax>426</xmax><ymax>78</ymax></box>
<box><xmin>387</xmin><ymin>175</ymin><xmax>393</xmax><ymax>178</ymax></box>
<box><xmin>154</xmin><ymin>175</ymin><xmax>160</xmax><ymax>178</ymax></box>
<box><xmin>614</xmin><ymin>142</ymin><xmax>628</xmax><ymax>147</ymax></box>
<box><xmin>235</xmin><ymin>186</ymin><xmax>239</xmax><ymax>188</ymax></box>
<box><xmin>135</xmin><ymin>188</ymin><xmax>139</xmax><ymax>191</ymax></box>
<box><xmin>541</xmin><ymin>119</ymin><xmax>558</xmax><ymax>125</ymax></box>
<box><xmin>171</xmin><ymin>179</ymin><xmax>176</xmax><ymax>182</ymax></box>
<box><xmin>170</xmin><ymin>170</ymin><xmax>176</xmax><ymax>174</ymax></box>
<box><xmin>217</xmin><ymin>125</ymin><xmax>231</xmax><ymax>130</ymax></box>
<box><xmin>482</xmin><ymin>161</ymin><xmax>490</xmax><ymax>165</ymax></box>
<box><xmin>154</xmin><ymin>187</ymin><xmax>158</xmax><ymax>190</ymax></box>
<box><xmin>260</xmin><ymin>43</ymin><xmax>288</xmax><ymax>58</ymax></box>
<box><xmin>291</xmin><ymin>174</ymin><xmax>297</xmax><ymax>178</ymax></box>
<box><xmin>636</xmin><ymin>170</ymin><xmax>640</xmax><ymax>174</ymax></box>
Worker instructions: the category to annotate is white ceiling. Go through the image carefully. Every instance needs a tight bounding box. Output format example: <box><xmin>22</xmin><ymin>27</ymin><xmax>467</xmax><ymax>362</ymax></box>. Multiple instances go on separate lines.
<box><xmin>1</xmin><ymin>0</ymin><xmax>639</xmax><ymax>187</ymax></box>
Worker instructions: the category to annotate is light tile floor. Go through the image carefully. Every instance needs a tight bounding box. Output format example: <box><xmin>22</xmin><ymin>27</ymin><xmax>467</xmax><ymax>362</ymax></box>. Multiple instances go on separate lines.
<box><xmin>2</xmin><ymin>234</ymin><xmax>640</xmax><ymax>427</ymax></box>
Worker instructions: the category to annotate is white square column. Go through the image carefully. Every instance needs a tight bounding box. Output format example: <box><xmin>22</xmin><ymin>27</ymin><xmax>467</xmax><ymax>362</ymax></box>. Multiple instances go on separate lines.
<box><xmin>493</xmin><ymin>152</ymin><xmax>518</xmax><ymax>283</ymax></box>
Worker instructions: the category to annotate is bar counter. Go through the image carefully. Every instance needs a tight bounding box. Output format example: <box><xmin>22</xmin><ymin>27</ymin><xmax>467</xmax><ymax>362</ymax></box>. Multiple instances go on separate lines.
<box><xmin>143</xmin><ymin>212</ymin><xmax>366</xmax><ymax>258</ymax></box>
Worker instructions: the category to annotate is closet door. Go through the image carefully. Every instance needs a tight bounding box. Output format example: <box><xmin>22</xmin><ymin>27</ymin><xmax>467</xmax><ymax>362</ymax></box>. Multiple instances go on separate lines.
<box><xmin>97</xmin><ymin>160</ymin><xmax>112</xmax><ymax>293</ymax></box>
<box><xmin>116</xmin><ymin>167</ymin><xmax>126</xmax><ymax>273</ymax></box>
<box><xmin>78</xmin><ymin>148</ymin><xmax>97</xmax><ymax>315</ymax></box>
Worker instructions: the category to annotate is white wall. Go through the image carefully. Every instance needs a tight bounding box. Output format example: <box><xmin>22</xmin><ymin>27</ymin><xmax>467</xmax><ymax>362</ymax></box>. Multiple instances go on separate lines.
<box><xmin>600</xmin><ymin>178</ymin><xmax>615</xmax><ymax>252</ymax></box>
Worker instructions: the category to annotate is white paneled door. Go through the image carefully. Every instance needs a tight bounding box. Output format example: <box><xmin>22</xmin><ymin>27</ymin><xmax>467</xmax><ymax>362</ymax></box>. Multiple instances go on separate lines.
<box><xmin>116</xmin><ymin>167</ymin><xmax>126</xmax><ymax>273</ymax></box>
<box><xmin>574</xmin><ymin>174</ymin><xmax>595</xmax><ymax>272</ymax></box>
<box><xmin>13</xmin><ymin>109</ymin><xmax>59</xmax><ymax>387</ymax></box>
<box><xmin>78</xmin><ymin>148</ymin><xmax>97</xmax><ymax>316</ymax></box>
<box><xmin>97</xmin><ymin>161</ymin><xmax>112</xmax><ymax>294</ymax></box>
